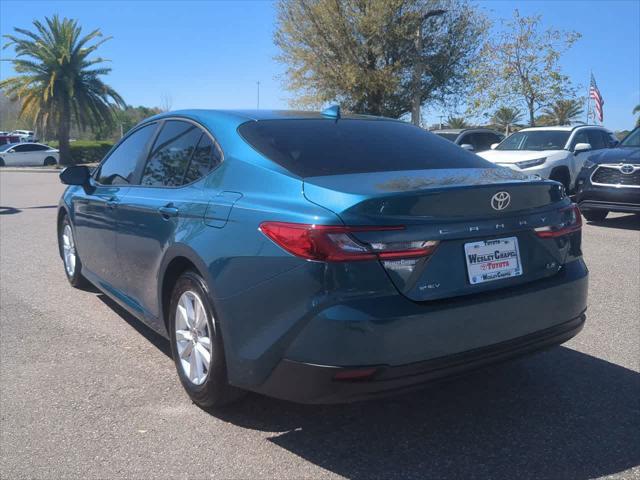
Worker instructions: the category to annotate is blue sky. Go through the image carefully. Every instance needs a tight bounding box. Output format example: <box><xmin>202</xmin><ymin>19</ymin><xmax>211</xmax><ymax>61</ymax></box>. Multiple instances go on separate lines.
<box><xmin>1</xmin><ymin>0</ymin><xmax>638</xmax><ymax>130</ymax></box>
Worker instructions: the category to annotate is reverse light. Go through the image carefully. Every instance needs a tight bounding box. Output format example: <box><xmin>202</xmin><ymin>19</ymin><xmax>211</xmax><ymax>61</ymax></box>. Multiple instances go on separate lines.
<box><xmin>516</xmin><ymin>157</ymin><xmax>547</xmax><ymax>169</ymax></box>
<box><xmin>534</xmin><ymin>204</ymin><xmax>582</xmax><ymax>238</ymax></box>
<box><xmin>259</xmin><ymin>222</ymin><xmax>439</xmax><ymax>262</ymax></box>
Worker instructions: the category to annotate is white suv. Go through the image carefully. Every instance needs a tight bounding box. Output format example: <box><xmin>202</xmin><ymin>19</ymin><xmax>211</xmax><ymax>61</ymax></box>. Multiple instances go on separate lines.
<box><xmin>478</xmin><ymin>125</ymin><xmax>617</xmax><ymax>192</ymax></box>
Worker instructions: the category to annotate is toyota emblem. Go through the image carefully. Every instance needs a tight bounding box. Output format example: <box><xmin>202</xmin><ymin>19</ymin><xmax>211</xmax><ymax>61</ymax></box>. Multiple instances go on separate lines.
<box><xmin>620</xmin><ymin>164</ymin><xmax>635</xmax><ymax>174</ymax></box>
<box><xmin>491</xmin><ymin>191</ymin><xmax>511</xmax><ymax>211</ymax></box>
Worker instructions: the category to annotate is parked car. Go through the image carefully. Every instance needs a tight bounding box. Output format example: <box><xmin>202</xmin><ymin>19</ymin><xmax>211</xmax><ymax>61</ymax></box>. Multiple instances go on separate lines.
<box><xmin>0</xmin><ymin>135</ymin><xmax>21</xmax><ymax>146</ymax></box>
<box><xmin>57</xmin><ymin>109</ymin><xmax>587</xmax><ymax>406</ymax></box>
<box><xmin>0</xmin><ymin>142</ymin><xmax>59</xmax><ymax>166</ymax></box>
<box><xmin>575</xmin><ymin>126</ymin><xmax>640</xmax><ymax>221</ymax></box>
<box><xmin>431</xmin><ymin>128</ymin><xmax>504</xmax><ymax>153</ymax></box>
<box><xmin>478</xmin><ymin>125</ymin><xmax>617</xmax><ymax>192</ymax></box>
<box><xmin>10</xmin><ymin>129</ymin><xmax>36</xmax><ymax>142</ymax></box>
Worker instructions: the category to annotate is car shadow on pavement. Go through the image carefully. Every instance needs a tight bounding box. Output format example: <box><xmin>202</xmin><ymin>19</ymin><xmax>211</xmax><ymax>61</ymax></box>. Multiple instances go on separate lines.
<box><xmin>0</xmin><ymin>206</ymin><xmax>21</xmax><ymax>215</ymax></box>
<box><xmin>586</xmin><ymin>213</ymin><xmax>640</xmax><ymax>231</ymax></box>
<box><xmin>96</xmin><ymin>293</ymin><xmax>172</xmax><ymax>357</ymax></box>
<box><xmin>216</xmin><ymin>347</ymin><xmax>640</xmax><ymax>480</ymax></box>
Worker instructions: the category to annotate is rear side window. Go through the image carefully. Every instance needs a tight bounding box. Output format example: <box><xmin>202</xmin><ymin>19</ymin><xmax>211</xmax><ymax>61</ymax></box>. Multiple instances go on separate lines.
<box><xmin>239</xmin><ymin>119</ymin><xmax>492</xmax><ymax>177</ymax></box>
<box><xmin>97</xmin><ymin>123</ymin><xmax>156</xmax><ymax>185</ymax></box>
<box><xmin>183</xmin><ymin>134</ymin><xmax>222</xmax><ymax>184</ymax></box>
<box><xmin>141</xmin><ymin>121</ymin><xmax>202</xmax><ymax>187</ymax></box>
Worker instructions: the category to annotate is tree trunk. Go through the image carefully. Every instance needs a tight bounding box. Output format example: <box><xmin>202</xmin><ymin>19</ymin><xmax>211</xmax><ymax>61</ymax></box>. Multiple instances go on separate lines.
<box><xmin>527</xmin><ymin>99</ymin><xmax>536</xmax><ymax>127</ymax></box>
<box><xmin>57</xmin><ymin>102</ymin><xmax>72</xmax><ymax>166</ymax></box>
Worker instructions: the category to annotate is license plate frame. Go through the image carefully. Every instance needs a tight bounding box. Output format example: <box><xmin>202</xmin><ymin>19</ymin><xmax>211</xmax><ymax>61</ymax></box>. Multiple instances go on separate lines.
<box><xmin>464</xmin><ymin>236</ymin><xmax>523</xmax><ymax>285</ymax></box>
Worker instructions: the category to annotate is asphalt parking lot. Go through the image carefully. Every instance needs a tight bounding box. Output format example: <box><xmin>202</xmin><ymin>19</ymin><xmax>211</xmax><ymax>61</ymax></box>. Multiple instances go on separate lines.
<box><xmin>1</xmin><ymin>170</ymin><xmax>639</xmax><ymax>480</ymax></box>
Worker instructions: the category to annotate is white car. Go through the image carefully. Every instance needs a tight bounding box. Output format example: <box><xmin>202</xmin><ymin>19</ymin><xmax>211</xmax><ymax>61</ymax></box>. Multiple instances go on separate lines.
<box><xmin>478</xmin><ymin>125</ymin><xmax>617</xmax><ymax>192</ymax></box>
<box><xmin>10</xmin><ymin>130</ymin><xmax>35</xmax><ymax>142</ymax></box>
<box><xmin>0</xmin><ymin>142</ymin><xmax>59</xmax><ymax>167</ymax></box>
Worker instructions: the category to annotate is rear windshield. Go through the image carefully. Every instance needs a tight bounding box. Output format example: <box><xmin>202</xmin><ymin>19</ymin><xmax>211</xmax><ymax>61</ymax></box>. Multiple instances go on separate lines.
<box><xmin>238</xmin><ymin>119</ymin><xmax>492</xmax><ymax>177</ymax></box>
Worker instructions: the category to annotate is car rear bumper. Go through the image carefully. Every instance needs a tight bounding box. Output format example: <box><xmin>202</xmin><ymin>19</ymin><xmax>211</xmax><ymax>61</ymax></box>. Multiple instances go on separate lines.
<box><xmin>233</xmin><ymin>259</ymin><xmax>589</xmax><ymax>403</ymax></box>
<box><xmin>257</xmin><ymin>313</ymin><xmax>585</xmax><ymax>404</ymax></box>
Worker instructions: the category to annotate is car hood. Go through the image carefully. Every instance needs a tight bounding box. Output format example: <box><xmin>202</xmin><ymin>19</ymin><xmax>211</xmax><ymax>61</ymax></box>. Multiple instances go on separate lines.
<box><xmin>588</xmin><ymin>147</ymin><xmax>640</xmax><ymax>165</ymax></box>
<box><xmin>478</xmin><ymin>149</ymin><xmax>563</xmax><ymax>163</ymax></box>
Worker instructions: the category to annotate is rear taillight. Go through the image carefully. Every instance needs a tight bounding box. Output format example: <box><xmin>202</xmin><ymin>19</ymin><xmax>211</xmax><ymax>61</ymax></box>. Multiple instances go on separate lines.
<box><xmin>259</xmin><ymin>222</ymin><xmax>439</xmax><ymax>262</ymax></box>
<box><xmin>534</xmin><ymin>204</ymin><xmax>582</xmax><ymax>238</ymax></box>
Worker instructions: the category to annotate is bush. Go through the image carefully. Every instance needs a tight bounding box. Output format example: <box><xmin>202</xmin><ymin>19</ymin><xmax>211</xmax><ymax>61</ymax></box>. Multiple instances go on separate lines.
<box><xmin>48</xmin><ymin>140</ymin><xmax>114</xmax><ymax>164</ymax></box>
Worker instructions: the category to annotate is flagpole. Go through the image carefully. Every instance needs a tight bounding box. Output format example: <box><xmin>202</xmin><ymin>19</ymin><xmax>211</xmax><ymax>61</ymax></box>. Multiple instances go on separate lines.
<box><xmin>586</xmin><ymin>70</ymin><xmax>592</xmax><ymax>124</ymax></box>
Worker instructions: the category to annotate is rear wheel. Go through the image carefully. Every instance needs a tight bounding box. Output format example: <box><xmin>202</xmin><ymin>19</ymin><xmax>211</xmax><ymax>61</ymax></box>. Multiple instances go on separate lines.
<box><xmin>0</xmin><ymin>157</ymin><xmax>4</xmax><ymax>167</ymax></box>
<box><xmin>168</xmin><ymin>271</ymin><xmax>244</xmax><ymax>408</ymax></box>
<box><xmin>59</xmin><ymin>215</ymin><xmax>89</xmax><ymax>288</ymax></box>
<box><xmin>582</xmin><ymin>209</ymin><xmax>608</xmax><ymax>222</ymax></box>
<box><xmin>43</xmin><ymin>156</ymin><xmax>57</xmax><ymax>166</ymax></box>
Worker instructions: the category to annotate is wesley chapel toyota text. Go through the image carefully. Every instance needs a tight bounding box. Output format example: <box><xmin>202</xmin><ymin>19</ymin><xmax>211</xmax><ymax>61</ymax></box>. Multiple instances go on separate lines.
<box><xmin>57</xmin><ymin>109</ymin><xmax>588</xmax><ymax>406</ymax></box>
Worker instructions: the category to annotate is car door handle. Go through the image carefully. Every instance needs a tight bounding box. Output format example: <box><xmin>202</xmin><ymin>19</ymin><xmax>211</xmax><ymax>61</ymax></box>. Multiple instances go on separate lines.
<box><xmin>158</xmin><ymin>205</ymin><xmax>179</xmax><ymax>219</ymax></box>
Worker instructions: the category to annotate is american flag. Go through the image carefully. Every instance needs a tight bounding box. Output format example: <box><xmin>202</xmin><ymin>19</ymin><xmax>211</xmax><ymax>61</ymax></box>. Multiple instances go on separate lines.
<box><xmin>589</xmin><ymin>74</ymin><xmax>604</xmax><ymax>122</ymax></box>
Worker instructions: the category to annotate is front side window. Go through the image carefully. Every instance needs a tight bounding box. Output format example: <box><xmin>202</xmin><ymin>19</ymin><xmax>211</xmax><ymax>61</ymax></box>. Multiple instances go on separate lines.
<box><xmin>140</xmin><ymin>121</ymin><xmax>202</xmax><ymax>187</ymax></box>
<box><xmin>586</xmin><ymin>130</ymin><xmax>606</xmax><ymax>150</ymax></box>
<box><xmin>13</xmin><ymin>144</ymin><xmax>35</xmax><ymax>152</ymax></box>
<box><xmin>97</xmin><ymin>123</ymin><xmax>156</xmax><ymax>185</ymax></box>
<box><xmin>496</xmin><ymin>130</ymin><xmax>571</xmax><ymax>151</ymax></box>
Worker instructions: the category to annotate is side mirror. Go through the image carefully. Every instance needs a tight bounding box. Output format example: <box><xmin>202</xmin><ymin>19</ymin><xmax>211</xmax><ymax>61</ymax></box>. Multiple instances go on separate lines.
<box><xmin>490</xmin><ymin>143</ymin><xmax>499</xmax><ymax>150</ymax></box>
<box><xmin>460</xmin><ymin>143</ymin><xmax>474</xmax><ymax>151</ymax></box>
<box><xmin>574</xmin><ymin>143</ymin><xmax>592</xmax><ymax>153</ymax></box>
<box><xmin>8</xmin><ymin>148</ymin><xmax>15</xmax><ymax>153</ymax></box>
<box><xmin>60</xmin><ymin>165</ymin><xmax>91</xmax><ymax>188</ymax></box>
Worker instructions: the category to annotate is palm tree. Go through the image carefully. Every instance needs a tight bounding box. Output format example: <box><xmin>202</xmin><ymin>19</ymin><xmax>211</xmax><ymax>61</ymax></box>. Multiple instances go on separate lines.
<box><xmin>542</xmin><ymin>99</ymin><xmax>584</xmax><ymax>126</ymax></box>
<box><xmin>446</xmin><ymin>116</ymin><xmax>468</xmax><ymax>129</ymax></box>
<box><xmin>1</xmin><ymin>16</ymin><xmax>124</xmax><ymax>165</ymax></box>
<box><xmin>633</xmin><ymin>104</ymin><xmax>640</xmax><ymax>127</ymax></box>
<box><xmin>491</xmin><ymin>107</ymin><xmax>523</xmax><ymax>135</ymax></box>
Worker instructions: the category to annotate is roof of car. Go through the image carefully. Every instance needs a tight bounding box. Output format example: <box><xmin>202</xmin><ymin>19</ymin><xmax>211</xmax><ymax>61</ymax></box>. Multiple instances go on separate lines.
<box><xmin>431</xmin><ymin>128</ymin><xmax>502</xmax><ymax>134</ymax></box>
<box><xmin>519</xmin><ymin>125</ymin><xmax>607</xmax><ymax>132</ymax></box>
<box><xmin>146</xmin><ymin>109</ymin><xmax>397</xmax><ymax>125</ymax></box>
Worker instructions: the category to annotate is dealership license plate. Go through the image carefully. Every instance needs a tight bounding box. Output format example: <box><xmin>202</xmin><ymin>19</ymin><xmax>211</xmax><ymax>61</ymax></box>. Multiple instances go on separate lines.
<box><xmin>464</xmin><ymin>237</ymin><xmax>523</xmax><ymax>285</ymax></box>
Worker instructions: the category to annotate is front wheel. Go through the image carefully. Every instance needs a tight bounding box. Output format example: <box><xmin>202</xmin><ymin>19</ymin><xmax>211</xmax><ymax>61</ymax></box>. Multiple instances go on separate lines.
<box><xmin>169</xmin><ymin>271</ymin><xmax>245</xmax><ymax>408</ymax></box>
<box><xmin>59</xmin><ymin>215</ymin><xmax>89</xmax><ymax>288</ymax></box>
<box><xmin>582</xmin><ymin>209</ymin><xmax>608</xmax><ymax>222</ymax></box>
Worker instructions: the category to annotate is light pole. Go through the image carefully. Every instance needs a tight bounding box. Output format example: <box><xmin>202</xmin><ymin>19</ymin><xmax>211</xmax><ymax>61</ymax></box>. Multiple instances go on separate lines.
<box><xmin>256</xmin><ymin>81</ymin><xmax>260</xmax><ymax>110</ymax></box>
<box><xmin>411</xmin><ymin>9</ymin><xmax>447</xmax><ymax>127</ymax></box>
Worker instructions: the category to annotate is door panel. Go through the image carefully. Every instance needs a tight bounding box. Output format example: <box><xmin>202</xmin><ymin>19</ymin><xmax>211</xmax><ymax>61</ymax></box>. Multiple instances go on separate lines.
<box><xmin>116</xmin><ymin>186</ymin><xmax>209</xmax><ymax>320</ymax></box>
<box><xmin>73</xmin><ymin>185</ymin><xmax>130</xmax><ymax>285</ymax></box>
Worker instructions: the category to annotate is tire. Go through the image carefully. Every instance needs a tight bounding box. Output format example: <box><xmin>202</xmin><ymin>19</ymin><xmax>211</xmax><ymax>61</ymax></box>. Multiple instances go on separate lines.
<box><xmin>43</xmin><ymin>156</ymin><xmax>57</xmax><ymax>166</ymax></box>
<box><xmin>169</xmin><ymin>271</ymin><xmax>245</xmax><ymax>408</ymax></box>
<box><xmin>0</xmin><ymin>158</ymin><xmax>4</xmax><ymax>167</ymax></box>
<box><xmin>549</xmin><ymin>169</ymin><xmax>571</xmax><ymax>194</ymax></box>
<box><xmin>58</xmin><ymin>215</ymin><xmax>90</xmax><ymax>288</ymax></box>
<box><xmin>582</xmin><ymin>209</ymin><xmax>608</xmax><ymax>222</ymax></box>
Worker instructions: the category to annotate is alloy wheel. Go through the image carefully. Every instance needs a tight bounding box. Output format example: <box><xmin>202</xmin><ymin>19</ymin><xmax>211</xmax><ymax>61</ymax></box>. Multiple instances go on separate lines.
<box><xmin>62</xmin><ymin>224</ymin><xmax>77</xmax><ymax>277</ymax></box>
<box><xmin>175</xmin><ymin>290</ymin><xmax>213</xmax><ymax>385</ymax></box>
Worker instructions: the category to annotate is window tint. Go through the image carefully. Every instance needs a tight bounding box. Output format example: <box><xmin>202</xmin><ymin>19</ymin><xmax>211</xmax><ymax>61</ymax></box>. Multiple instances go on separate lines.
<box><xmin>621</xmin><ymin>128</ymin><xmax>640</xmax><ymax>147</ymax></box>
<box><xmin>97</xmin><ymin>123</ymin><xmax>156</xmax><ymax>185</ymax></box>
<box><xmin>183</xmin><ymin>134</ymin><xmax>222</xmax><ymax>184</ymax></box>
<box><xmin>239</xmin><ymin>119</ymin><xmax>491</xmax><ymax>177</ymax></box>
<box><xmin>13</xmin><ymin>144</ymin><xmax>35</xmax><ymax>152</ymax></box>
<box><xmin>140</xmin><ymin>121</ymin><xmax>202</xmax><ymax>187</ymax></box>
<box><xmin>464</xmin><ymin>132</ymin><xmax>498</xmax><ymax>152</ymax></box>
<box><xmin>433</xmin><ymin>132</ymin><xmax>459</xmax><ymax>142</ymax></box>
<box><xmin>572</xmin><ymin>130</ymin><xmax>588</xmax><ymax>147</ymax></box>
<box><xmin>586</xmin><ymin>130</ymin><xmax>605</xmax><ymax>150</ymax></box>
<box><xmin>497</xmin><ymin>131</ymin><xmax>570</xmax><ymax>151</ymax></box>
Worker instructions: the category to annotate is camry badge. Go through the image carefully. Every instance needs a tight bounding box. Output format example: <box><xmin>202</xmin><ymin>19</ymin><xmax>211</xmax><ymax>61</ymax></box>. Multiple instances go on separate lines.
<box><xmin>620</xmin><ymin>164</ymin><xmax>635</xmax><ymax>174</ymax></box>
<box><xmin>491</xmin><ymin>191</ymin><xmax>511</xmax><ymax>211</ymax></box>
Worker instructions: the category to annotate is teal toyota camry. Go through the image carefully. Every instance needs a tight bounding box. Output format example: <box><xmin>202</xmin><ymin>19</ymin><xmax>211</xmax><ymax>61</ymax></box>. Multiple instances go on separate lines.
<box><xmin>57</xmin><ymin>108</ymin><xmax>588</xmax><ymax>406</ymax></box>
